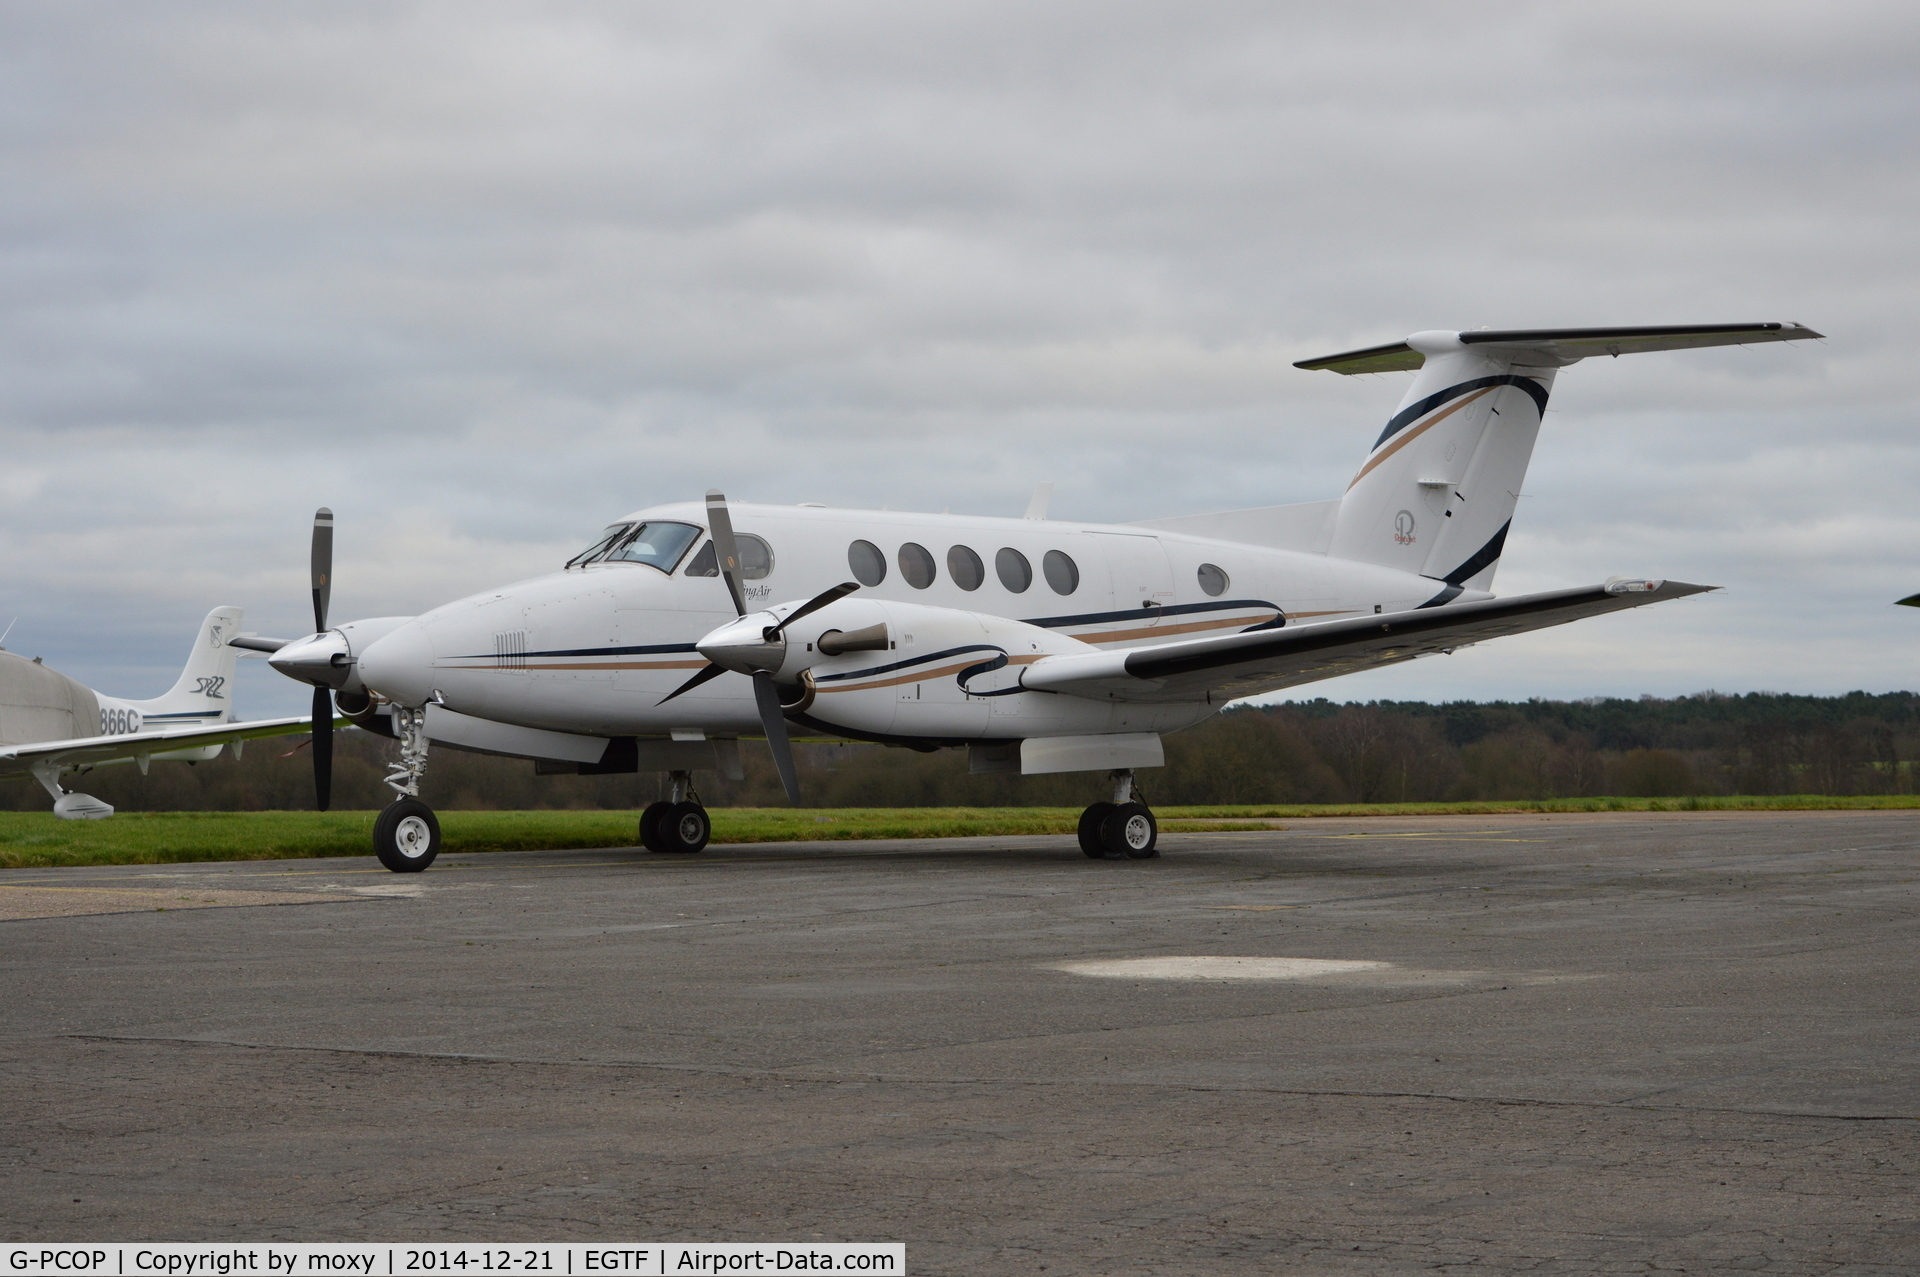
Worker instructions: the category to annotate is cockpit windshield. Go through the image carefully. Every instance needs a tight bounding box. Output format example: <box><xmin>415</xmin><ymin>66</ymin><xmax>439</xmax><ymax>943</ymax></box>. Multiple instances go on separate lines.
<box><xmin>566</xmin><ymin>524</ymin><xmax>631</xmax><ymax>569</ymax></box>
<box><xmin>567</xmin><ymin>521</ymin><xmax>703</xmax><ymax>573</ymax></box>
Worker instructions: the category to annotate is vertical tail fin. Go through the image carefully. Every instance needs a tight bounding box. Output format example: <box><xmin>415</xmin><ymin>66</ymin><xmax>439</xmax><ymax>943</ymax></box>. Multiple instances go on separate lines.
<box><xmin>121</xmin><ymin>606</ymin><xmax>244</xmax><ymax>723</ymax></box>
<box><xmin>1298</xmin><ymin>323</ymin><xmax>1822</xmax><ymax>596</ymax></box>
<box><xmin>1326</xmin><ymin>332</ymin><xmax>1557</xmax><ymax>594</ymax></box>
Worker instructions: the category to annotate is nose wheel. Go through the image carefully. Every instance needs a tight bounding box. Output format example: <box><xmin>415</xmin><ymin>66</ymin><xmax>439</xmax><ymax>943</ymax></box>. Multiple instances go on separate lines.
<box><xmin>1076</xmin><ymin>770</ymin><xmax>1159</xmax><ymax>860</ymax></box>
<box><xmin>373</xmin><ymin>797</ymin><xmax>441</xmax><ymax>872</ymax></box>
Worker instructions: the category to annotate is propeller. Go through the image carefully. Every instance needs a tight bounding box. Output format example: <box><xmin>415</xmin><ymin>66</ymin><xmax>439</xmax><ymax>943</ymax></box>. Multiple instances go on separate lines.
<box><xmin>309</xmin><ymin>508</ymin><xmax>334</xmax><ymax>812</ymax></box>
<box><xmin>658</xmin><ymin>490</ymin><xmax>859</xmax><ymax>804</ymax></box>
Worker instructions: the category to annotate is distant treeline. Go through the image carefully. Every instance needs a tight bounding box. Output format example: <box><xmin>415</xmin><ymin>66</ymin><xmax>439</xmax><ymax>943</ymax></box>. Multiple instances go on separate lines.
<box><xmin>13</xmin><ymin>691</ymin><xmax>1920</xmax><ymax>812</ymax></box>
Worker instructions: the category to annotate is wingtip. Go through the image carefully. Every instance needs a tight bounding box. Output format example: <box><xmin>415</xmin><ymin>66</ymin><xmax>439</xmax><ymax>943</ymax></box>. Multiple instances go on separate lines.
<box><xmin>1605</xmin><ymin>578</ymin><xmax>1717</xmax><ymax>599</ymax></box>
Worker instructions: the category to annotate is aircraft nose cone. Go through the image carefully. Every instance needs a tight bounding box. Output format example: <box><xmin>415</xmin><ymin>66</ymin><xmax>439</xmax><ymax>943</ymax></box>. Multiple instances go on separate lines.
<box><xmin>697</xmin><ymin>615</ymin><xmax>786</xmax><ymax>675</ymax></box>
<box><xmin>267</xmin><ymin>631</ymin><xmax>352</xmax><ymax>688</ymax></box>
<box><xmin>356</xmin><ymin>619</ymin><xmax>437</xmax><ymax>707</ymax></box>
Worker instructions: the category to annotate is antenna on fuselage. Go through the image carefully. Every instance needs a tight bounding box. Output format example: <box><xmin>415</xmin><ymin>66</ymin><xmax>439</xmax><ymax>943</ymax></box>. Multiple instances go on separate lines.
<box><xmin>1024</xmin><ymin>482</ymin><xmax>1054</xmax><ymax>520</ymax></box>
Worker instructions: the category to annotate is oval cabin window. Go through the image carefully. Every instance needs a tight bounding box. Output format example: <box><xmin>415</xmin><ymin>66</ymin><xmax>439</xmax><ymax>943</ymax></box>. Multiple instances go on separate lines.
<box><xmin>1197</xmin><ymin>563</ymin><xmax>1229</xmax><ymax>597</ymax></box>
<box><xmin>847</xmin><ymin>539</ymin><xmax>887</xmax><ymax>587</ymax></box>
<box><xmin>947</xmin><ymin>545</ymin><xmax>984</xmax><ymax>591</ymax></box>
<box><xmin>898</xmin><ymin>542</ymin><xmax>937</xmax><ymax>589</ymax></box>
<box><xmin>1043</xmin><ymin>550</ymin><xmax>1079</xmax><ymax>595</ymax></box>
<box><xmin>996</xmin><ymin>547</ymin><xmax>1032</xmax><ymax>593</ymax></box>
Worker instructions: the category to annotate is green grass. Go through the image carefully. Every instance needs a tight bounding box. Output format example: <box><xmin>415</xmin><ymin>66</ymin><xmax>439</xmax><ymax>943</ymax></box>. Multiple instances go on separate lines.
<box><xmin>2</xmin><ymin>793</ymin><xmax>1918</xmax><ymax>869</ymax></box>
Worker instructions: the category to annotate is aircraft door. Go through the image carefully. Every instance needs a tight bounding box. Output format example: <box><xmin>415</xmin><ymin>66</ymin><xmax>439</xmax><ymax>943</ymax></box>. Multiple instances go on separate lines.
<box><xmin>1087</xmin><ymin>532</ymin><xmax>1176</xmax><ymax>626</ymax></box>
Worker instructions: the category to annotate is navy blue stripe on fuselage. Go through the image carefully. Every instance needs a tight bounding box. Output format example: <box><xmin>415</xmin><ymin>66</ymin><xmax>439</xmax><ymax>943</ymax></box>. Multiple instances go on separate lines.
<box><xmin>452</xmin><ymin>602</ymin><xmax>1280</xmax><ymax>664</ymax></box>
<box><xmin>451</xmin><ymin>641</ymin><xmax>700</xmax><ymax>660</ymax></box>
<box><xmin>1372</xmin><ymin>375</ymin><xmax>1551</xmax><ymax>451</ymax></box>
<box><xmin>1017</xmin><ymin>598</ymin><xmax>1283</xmax><ymax>629</ymax></box>
<box><xmin>813</xmin><ymin>644</ymin><xmax>1005</xmax><ymax>685</ymax></box>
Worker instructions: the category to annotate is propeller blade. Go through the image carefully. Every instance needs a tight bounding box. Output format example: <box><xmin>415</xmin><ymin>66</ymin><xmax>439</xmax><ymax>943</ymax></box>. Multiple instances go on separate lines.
<box><xmin>752</xmin><ymin>671</ymin><xmax>800</xmax><ymax>804</ymax></box>
<box><xmin>657</xmin><ymin>660</ymin><xmax>728</xmax><ymax>706</ymax></box>
<box><xmin>704</xmin><ymin>490</ymin><xmax>748</xmax><ymax>618</ymax></box>
<box><xmin>769</xmin><ymin>581</ymin><xmax>860</xmax><ymax>636</ymax></box>
<box><xmin>311</xmin><ymin>685</ymin><xmax>333</xmax><ymax>812</ymax></box>
<box><xmin>311</xmin><ymin>507</ymin><xmax>334</xmax><ymax>633</ymax></box>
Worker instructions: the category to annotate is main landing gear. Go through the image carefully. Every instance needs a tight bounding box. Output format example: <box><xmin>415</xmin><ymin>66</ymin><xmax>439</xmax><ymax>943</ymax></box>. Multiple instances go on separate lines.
<box><xmin>1077</xmin><ymin>769</ymin><xmax>1158</xmax><ymax>860</ymax></box>
<box><xmin>640</xmin><ymin>770</ymin><xmax>711</xmax><ymax>854</ymax></box>
<box><xmin>373</xmin><ymin>705</ymin><xmax>441</xmax><ymax>873</ymax></box>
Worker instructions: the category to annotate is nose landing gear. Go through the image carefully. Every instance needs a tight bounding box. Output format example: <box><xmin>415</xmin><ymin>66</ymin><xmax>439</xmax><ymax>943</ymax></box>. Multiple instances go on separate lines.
<box><xmin>641</xmin><ymin>770</ymin><xmax>711</xmax><ymax>854</ymax></box>
<box><xmin>373</xmin><ymin>705</ymin><xmax>441</xmax><ymax>872</ymax></box>
<box><xmin>1077</xmin><ymin>769</ymin><xmax>1159</xmax><ymax>860</ymax></box>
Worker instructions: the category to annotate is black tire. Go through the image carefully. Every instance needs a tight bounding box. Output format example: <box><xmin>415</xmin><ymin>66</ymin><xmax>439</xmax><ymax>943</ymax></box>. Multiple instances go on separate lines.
<box><xmin>373</xmin><ymin>798</ymin><xmax>440</xmax><ymax>873</ymax></box>
<box><xmin>639</xmin><ymin>800</ymin><xmax>674</xmax><ymax>853</ymax></box>
<box><xmin>661</xmin><ymin>802</ymin><xmax>710</xmax><ymax>854</ymax></box>
<box><xmin>1101</xmin><ymin>802</ymin><xmax>1158</xmax><ymax>859</ymax></box>
<box><xmin>1078</xmin><ymin>802</ymin><xmax>1116</xmax><ymax>858</ymax></box>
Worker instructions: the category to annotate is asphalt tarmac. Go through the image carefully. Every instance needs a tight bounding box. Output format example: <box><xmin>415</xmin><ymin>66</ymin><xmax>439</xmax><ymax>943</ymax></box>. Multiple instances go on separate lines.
<box><xmin>2</xmin><ymin>811</ymin><xmax>1916</xmax><ymax>1275</ymax></box>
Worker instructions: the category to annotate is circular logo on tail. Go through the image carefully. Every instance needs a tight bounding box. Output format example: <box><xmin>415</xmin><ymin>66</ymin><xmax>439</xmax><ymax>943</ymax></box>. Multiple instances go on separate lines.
<box><xmin>1393</xmin><ymin>510</ymin><xmax>1417</xmax><ymax>545</ymax></box>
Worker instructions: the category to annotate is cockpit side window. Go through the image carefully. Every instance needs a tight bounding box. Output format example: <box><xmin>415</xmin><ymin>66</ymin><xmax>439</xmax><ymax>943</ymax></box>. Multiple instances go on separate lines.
<box><xmin>601</xmin><ymin>522</ymin><xmax>702</xmax><ymax>572</ymax></box>
<box><xmin>682</xmin><ymin>533</ymin><xmax>773</xmax><ymax>580</ymax></box>
<box><xmin>567</xmin><ymin>523</ymin><xmax>632</xmax><ymax>569</ymax></box>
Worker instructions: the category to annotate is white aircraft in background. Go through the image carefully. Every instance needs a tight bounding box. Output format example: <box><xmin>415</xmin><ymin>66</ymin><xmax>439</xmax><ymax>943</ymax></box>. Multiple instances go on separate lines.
<box><xmin>247</xmin><ymin>322</ymin><xmax>1819</xmax><ymax>871</ymax></box>
<box><xmin>1</xmin><ymin>607</ymin><xmax>316</xmax><ymax>817</ymax></box>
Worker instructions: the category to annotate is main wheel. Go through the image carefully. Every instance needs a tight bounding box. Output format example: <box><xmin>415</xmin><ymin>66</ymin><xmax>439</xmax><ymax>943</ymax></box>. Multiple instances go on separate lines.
<box><xmin>639</xmin><ymin>800</ymin><xmax>674</xmax><ymax>853</ymax></box>
<box><xmin>1101</xmin><ymin>802</ymin><xmax>1158</xmax><ymax>859</ymax></box>
<box><xmin>1078</xmin><ymin>801</ymin><xmax>1116</xmax><ymax>858</ymax></box>
<box><xmin>373</xmin><ymin>797</ymin><xmax>441</xmax><ymax>873</ymax></box>
<box><xmin>660</xmin><ymin>802</ymin><xmax>710</xmax><ymax>854</ymax></box>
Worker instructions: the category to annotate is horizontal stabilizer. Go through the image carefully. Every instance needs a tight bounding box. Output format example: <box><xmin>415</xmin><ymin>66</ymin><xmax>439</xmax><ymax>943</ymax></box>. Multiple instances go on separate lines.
<box><xmin>1296</xmin><ymin>323</ymin><xmax>1822</xmax><ymax>375</ymax></box>
<box><xmin>1021</xmin><ymin>579</ymin><xmax>1713</xmax><ymax>704</ymax></box>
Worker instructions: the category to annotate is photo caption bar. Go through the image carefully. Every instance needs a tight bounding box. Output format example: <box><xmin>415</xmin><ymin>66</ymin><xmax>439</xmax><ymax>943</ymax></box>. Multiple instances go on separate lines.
<box><xmin>4</xmin><ymin>1246</ymin><xmax>904</xmax><ymax>1277</ymax></box>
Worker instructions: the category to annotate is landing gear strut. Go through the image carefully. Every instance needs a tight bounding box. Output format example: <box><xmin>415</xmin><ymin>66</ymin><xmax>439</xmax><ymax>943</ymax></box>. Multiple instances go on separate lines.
<box><xmin>640</xmin><ymin>770</ymin><xmax>711</xmax><ymax>854</ymax></box>
<box><xmin>373</xmin><ymin>705</ymin><xmax>440</xmax><ymax>872</ymax></box>
<box><xmin>1077</xmin><ymin>769</ymin><xmax>1158</xmax><ymax>860</ymax></box>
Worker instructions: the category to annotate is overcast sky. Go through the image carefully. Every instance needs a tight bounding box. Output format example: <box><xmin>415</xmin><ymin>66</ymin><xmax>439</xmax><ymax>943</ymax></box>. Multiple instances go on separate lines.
<box><xmin>3</xmin><ymin>1</ymin><xmax>1917</xmax><ymax>719</ymax></box>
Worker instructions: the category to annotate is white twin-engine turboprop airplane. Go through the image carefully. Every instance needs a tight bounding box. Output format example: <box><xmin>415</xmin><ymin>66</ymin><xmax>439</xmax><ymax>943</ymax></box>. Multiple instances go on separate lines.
<box><xmin>0</xmin><ymin>607</ymin><xmax>317</xmax><ymax>817</ymax></box>
<box><xmin>253</xmin><ymin>323</ymin><xmax>1819</xmax><ymax>871</ymax></box>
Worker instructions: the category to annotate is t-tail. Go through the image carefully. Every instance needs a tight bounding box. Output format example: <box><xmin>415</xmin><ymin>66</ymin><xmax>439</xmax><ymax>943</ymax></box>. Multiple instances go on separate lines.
<box><xmin>1299</xmin><ymin>323</ymin><xmax>1822</xmax><ymax>600</ymax></box>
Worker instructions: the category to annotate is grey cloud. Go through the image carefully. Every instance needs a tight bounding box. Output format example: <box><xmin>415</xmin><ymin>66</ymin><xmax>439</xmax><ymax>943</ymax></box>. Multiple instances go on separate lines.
<box><xmin>1</xmin><ymin>1</ymin><xmax>1915</xmax><ymax>717</ymax></box>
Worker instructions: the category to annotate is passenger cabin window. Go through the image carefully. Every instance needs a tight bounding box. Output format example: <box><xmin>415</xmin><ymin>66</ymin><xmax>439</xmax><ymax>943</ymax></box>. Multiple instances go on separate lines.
<box><xmin>1043</xmin><ymin>549</ymin><xmax>1079</xmax><ymax>595</ymax></box>
<box><xmin>947</xmin><ymin>545</ymin><xmax>984</xmax><ymax>591</ymax></box>
<box><xmin>1197</xmin><ymin>563</ymin><xmax>1230</xmax><ymax>597</ymax></box>
<box><xmin>566</xmin><ymin>523</ymin><xmax>632</xmax><ymax>569</ymax></box>
<box><xmin>600</xmin><ymin>522</ymin><xmax>702</xmax><ymax>572</ymax></box>
<box><xmin>995</xmin><ymin>547</ymin><xmax>1032</xmax><ymax>593</ymax></box>
<box><xmin>899</xmin><ymin>542</ymin><xmax>936</xmax><ymax>589</ymax></box>
<box><xmin>847</xmin><ymin>539</ymin><xmax>887</xmax><ymax>587</ymax></box>
<box><xmin>683</xmin><ymin>533</ymin><xmax>775</xmax><ymax>580</ymax></box>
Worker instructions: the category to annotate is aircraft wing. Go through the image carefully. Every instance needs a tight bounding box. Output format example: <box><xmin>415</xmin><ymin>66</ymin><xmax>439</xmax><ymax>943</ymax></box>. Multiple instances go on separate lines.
<box><xmin>0</xmin><ymin>715</ymin><xmax>324</xmax><ymax>772</ymax></box>
<box><xmin>1020</xmin><ymin>580</ymin><xmax>1713</xmax><ymax>704</ymax></box>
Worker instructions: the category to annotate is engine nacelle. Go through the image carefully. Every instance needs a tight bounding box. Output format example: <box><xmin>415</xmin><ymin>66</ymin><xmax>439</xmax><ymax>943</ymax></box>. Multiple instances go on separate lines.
<box><xmin>731</xmin><ymin>598</ymin><xmax>1213</xmax><ymax>744</ymax></box>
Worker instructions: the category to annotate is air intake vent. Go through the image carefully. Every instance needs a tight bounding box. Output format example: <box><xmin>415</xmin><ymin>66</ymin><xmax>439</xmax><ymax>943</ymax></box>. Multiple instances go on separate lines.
<box><xmin>494</xmin><ymin>630</ymin><xmax>528</xmax><ymax>669</ymax></box>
